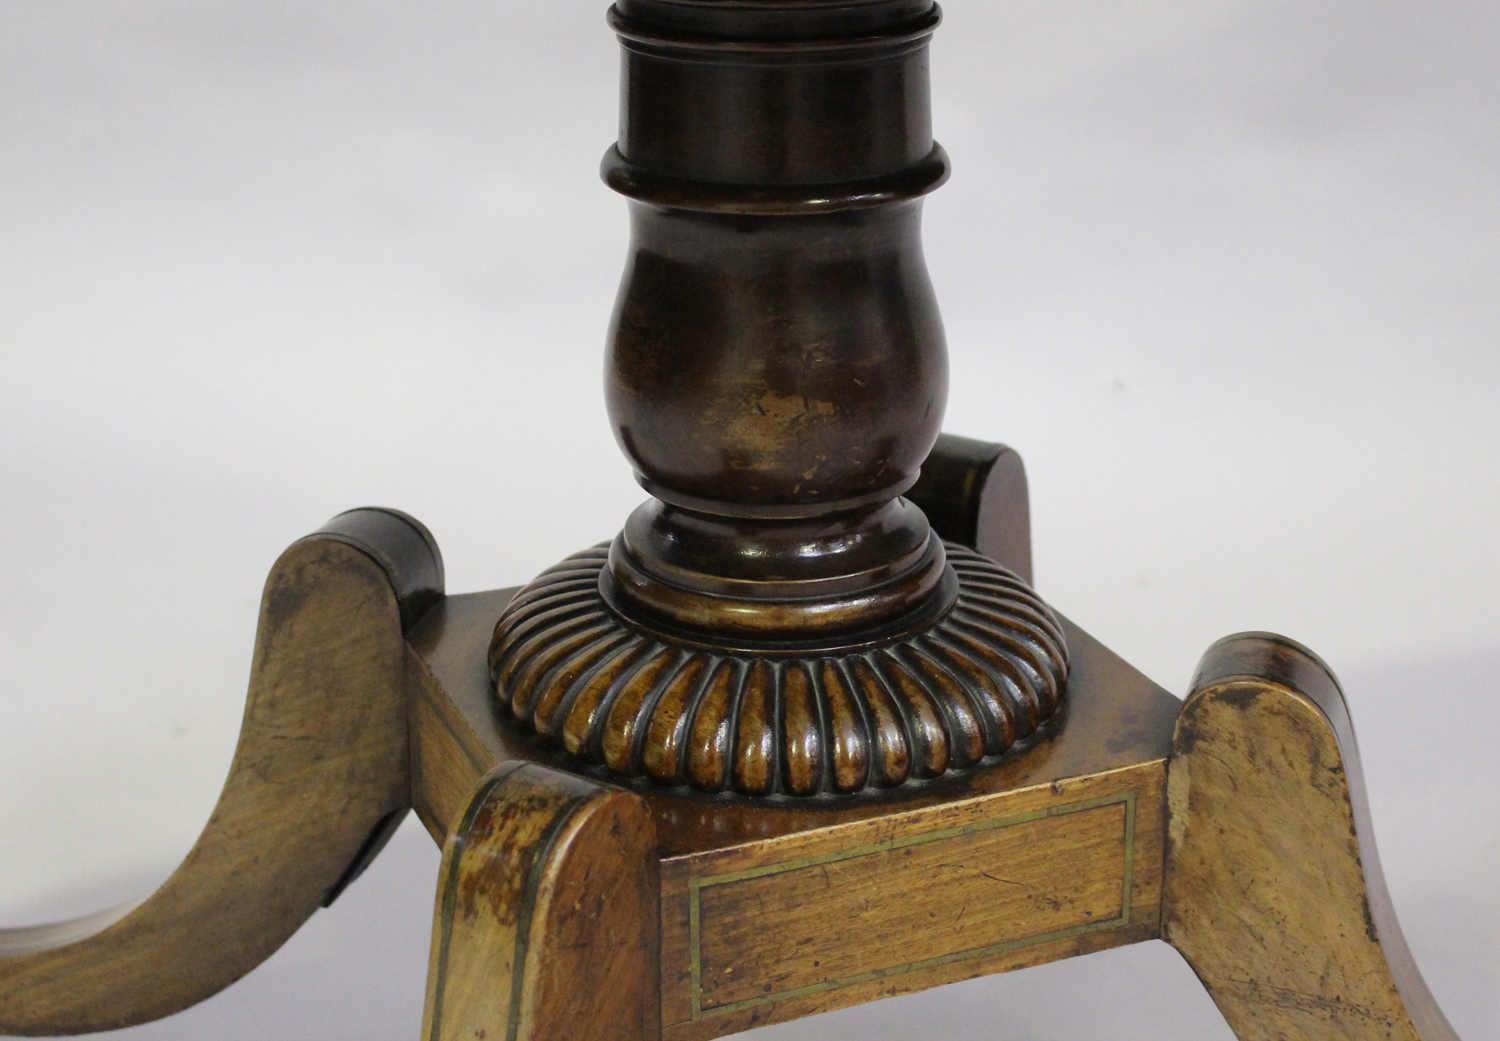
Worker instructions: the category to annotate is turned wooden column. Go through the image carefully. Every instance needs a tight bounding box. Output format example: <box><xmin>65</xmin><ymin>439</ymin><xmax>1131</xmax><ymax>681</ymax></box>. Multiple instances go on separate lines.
<box><xmin>489</xmin><ymin>0</ymin><xmax>1069</xmax><ymax>797</ymax></box>
<box><xmin>604</xmin><ymin>11</ymin><xmax>948</xmax><ymax>644</ymax></box>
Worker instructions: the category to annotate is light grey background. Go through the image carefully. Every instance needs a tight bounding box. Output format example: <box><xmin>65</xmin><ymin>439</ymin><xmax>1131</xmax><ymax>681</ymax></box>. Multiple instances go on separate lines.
<box><xmin>1</xmin><ymin>1</ymin><xmax>1496</xmax><ymax>1038</ymax></box>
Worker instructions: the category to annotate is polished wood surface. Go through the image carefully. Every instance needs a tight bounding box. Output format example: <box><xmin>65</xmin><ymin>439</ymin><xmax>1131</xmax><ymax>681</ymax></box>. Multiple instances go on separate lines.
<box><xmin>418</xmin><ymin>590</ymin><xmax>1177</xmax><ymax>851</ymax></box>
<box><xmin>422</xmin><ymin>763</ymin><xmax>659</xmax><ymax>1041</ymax></box>
<box><xmin>658</xmin><ymin>761</ymin><xmax>1161</xmax><ymax>1040</ymax></box>
<box><xmin>1</xmin><ymin>0</ymin><xmax>1477</xmax><ymax>1034</ymax></box>
<box><xmin>908</xmin><ymin>432</ymin><xmax>1034</xmax><ymax>585</ymax></box>
<box><xmin>1163</xmin><ymin>633</ymin><xmax>1461</xmax><ymax>1041</ymax></box>
<box><xmin>610</xmin><ymin>0</ymin><xmax>938</xmax><ymax>188</ymax></box>
<box><xmin>602</xmin><ymin>0</ymin><xmax>951</xmax><ymax>627</ymax></box>
<box><xmin>404</xmin><ymin>430</ymin><xmax>1179</xmax><ymax>1035</ymax></box>
<box><xmin>410</xmin><ymin>554</ymin><xmax>1178</xmax><ymax>1038</ymax></box>
<box><xmin>487</xmin><ymin>541</ymin><xmax>1067</xmax><ymax>797</ymax></box>
<box><xmin>0</xmin><ymin>450</ymin><xmax>1472</xmax><ymax>1040</ymax></box>
<box><xmin>489</xmin><ymin>2</ymin><xmax>1074</xmax><ymax>794</ymax></box>
<box><xmin>413</xmin><ymin>435</ymin><xmax>1177</xmax><ymax>851</ymax></box>
<box><xmin>0</xmin><ymin>508</ymin><xmax>438</xmax><ymax>1034</ymax></box>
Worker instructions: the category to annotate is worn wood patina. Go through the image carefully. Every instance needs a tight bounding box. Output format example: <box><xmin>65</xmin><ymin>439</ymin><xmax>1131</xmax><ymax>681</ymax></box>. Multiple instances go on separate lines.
<box><xmin>0</xmin><ymin>2</ymin><xmax>1473</xmax><ymax>1039</ymax></box>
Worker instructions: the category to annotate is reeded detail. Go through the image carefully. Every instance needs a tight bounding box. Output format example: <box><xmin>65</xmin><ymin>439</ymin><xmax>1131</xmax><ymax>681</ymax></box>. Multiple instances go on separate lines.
<box><xmin>489</xmin><ymin>542</ymin><xmax>1069</xmax><ymax>797</ymax></box>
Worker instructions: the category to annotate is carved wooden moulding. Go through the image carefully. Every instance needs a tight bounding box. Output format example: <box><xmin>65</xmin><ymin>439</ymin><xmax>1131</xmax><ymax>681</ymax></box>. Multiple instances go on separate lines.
<box><xmin>489</xmin><ymin>541</ymin><xmax>1068</xmax><ymax>797</ymax></box>
<box><xmin>487</xmin><ymin>0</ymin><xmax>1073</xmax><ymax>797</ymax></box>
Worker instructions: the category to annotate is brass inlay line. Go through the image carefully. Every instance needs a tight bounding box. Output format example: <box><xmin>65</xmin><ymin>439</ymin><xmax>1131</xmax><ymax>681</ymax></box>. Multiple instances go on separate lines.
<box><xmin>426</xmin><ymin>763</ymin><xmax>525</xmax><ymax>1041</ymax></box>
<box><xmin>687</xmin><ymin>790</ymin><xmax>1138</xmax><ymax>1019</ymax></box>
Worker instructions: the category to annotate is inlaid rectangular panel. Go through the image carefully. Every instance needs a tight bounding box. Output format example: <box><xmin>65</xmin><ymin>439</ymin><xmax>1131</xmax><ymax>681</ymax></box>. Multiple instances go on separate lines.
<box><xmin>693</xmin><ymin>794</ymin><xmax>1131</xmax><ymax>1014</ymax></box>
<box><xmin>660</xmin><ymin>766</ymin><xmax>1165</xmax><ymax>1041</ymax></box>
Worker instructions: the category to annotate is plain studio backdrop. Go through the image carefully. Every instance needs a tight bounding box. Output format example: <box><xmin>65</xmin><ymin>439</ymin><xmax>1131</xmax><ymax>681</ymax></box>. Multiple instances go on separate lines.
<box><xmin>1</xmin><ymin>1</ymin><xmax>1496</xmax><ymax>1038</ymax></box>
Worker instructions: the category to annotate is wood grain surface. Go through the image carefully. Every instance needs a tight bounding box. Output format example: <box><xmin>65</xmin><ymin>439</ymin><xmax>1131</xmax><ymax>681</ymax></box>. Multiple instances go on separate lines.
<box><xmin>0</xmin><ymin>510</ymin><xmax>434</xmax><ymax>1033</ymax></box>
<box><xmin>908</xmin><ymin>433</ymin><xmax>1033</xmax><ymax>585</ymax></box>
<box><xmin>661</xmin><ymin>769</ymin><xmax>1159</xmax><ymax>1040</ymax></box>
<box><xmin>487</xmin><ymin>543</ymin><xmax>1070</xmax><ymax>797</ymax></box>
<box><xmin>422</xmin><ymin>763</ymin><xmax>659</xmax><ymax>1041</ymax></box>
<box><xmin>410</xmin><ymin>582</ymin><xmax>1180</xmax><ymax>1040</ymax></box>
<box><xmin>1163</xmin><ymin>632</ymin><xmax>1463</xmax><ymax>1041</ymax></box>
<box><xmin>692</xmin><ymin>798</ymin><xmax>1131</xmax><ymax>1011</ymax></box>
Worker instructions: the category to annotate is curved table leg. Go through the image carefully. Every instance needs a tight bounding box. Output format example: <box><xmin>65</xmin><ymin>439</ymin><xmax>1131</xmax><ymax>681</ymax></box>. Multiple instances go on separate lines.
<box><xmin>909</xmin><ymin>433</ymin><xmax>1033</xmax><ymax>584</ymax></box>
<box><xmin>0</xmin><ymin>507</ymin><xmax>441</xmax><ymax>1035</ymax></box>
<box><xmin>1163</xmin><ymin>632</ymin><xmax>1462</xmax><ymax>1041</ymax></box>
<box><xmin>422</xmin><ymin>763</ymin><xmax>660</xmax><ymax>1041</ymax></box>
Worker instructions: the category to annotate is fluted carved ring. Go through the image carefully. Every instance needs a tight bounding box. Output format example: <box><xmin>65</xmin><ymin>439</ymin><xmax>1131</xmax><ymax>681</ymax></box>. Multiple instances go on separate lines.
<box><xmin>489</xmin><ymin>543</ymin><xmax>1068</xmax><ymax>797</ymax></box>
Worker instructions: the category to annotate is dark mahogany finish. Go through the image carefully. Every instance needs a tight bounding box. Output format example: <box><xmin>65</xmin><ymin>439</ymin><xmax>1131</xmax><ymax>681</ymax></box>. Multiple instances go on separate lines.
<box><xmin>603</xmin><ymin>0</ymin><xmax>950</xmax><ymax>640</ymax></box>
<box><xmin>488</xmin><ymin>0</ymin><xmax>1071</xmax><ymax>796</ymax></box>
<box><xmin>611</xmin><ymin>0</ymin><xmax>939</xmax><ymax>186</ymax></box>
